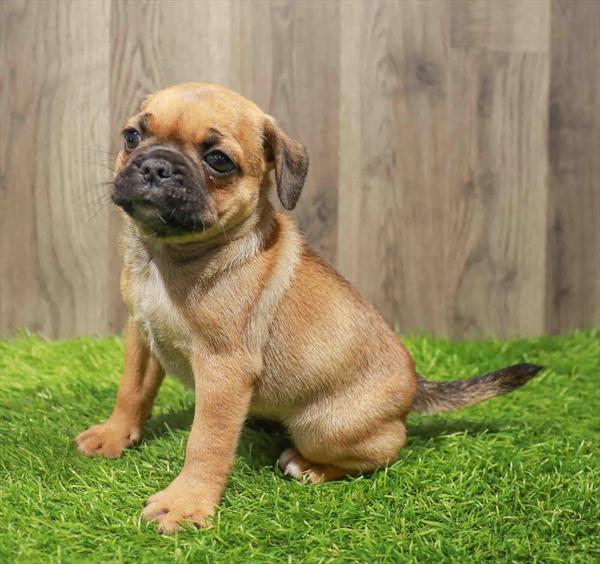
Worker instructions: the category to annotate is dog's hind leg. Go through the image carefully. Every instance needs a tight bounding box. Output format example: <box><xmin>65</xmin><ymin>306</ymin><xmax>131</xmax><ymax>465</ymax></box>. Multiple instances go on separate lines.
<box><xmin>278</xmin><ymin>448</ymin><xmax>349</xmax><ymax>483</ymax></box>
<box><xmin>279</xmin><ymin>418</ymin><xmax>407</xmax><ymax>483</ymax></box>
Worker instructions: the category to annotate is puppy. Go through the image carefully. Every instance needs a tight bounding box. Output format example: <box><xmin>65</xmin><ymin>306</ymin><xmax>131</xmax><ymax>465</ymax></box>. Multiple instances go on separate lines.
<box><xmin>75</xmin><ymin>83</ymin><xmax>542</xmax><ymax>533</ymax></box>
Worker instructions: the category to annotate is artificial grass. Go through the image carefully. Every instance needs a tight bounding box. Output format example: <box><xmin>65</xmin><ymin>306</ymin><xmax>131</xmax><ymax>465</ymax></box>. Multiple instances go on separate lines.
<box><xmin>0</xmin><ymin>331</ymin><xmax>598</xmax><ymax>563</ymax></box>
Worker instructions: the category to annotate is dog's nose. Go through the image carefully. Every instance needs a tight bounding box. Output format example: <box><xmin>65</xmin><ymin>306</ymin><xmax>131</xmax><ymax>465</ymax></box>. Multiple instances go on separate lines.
<box><xmin>140</xmin><ymin>158</ymin><xmax>173</xmax><ymax>186</ymax></box>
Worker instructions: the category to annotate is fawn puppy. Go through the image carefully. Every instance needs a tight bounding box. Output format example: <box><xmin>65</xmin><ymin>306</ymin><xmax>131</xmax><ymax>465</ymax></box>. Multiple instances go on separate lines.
<box><xmin>75</xmin><ymin>83</ymin><xmax>541</xmax><ymax>533</ymax></box>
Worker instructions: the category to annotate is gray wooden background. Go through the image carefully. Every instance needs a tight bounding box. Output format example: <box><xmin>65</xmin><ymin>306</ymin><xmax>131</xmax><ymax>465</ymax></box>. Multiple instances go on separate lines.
<box><xmin>1</xmin><ymin>0</ymin><xmax>599</xmax><ymax>340</ymax></box>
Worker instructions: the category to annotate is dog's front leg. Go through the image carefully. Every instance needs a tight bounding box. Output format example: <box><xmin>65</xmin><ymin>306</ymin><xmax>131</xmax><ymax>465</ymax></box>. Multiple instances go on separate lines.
<box><xmin>142</xmin><ymin>351</ymin><xmax>254</xmax><ymax>533</ymax></box>
<box><xmin>75</xmin><ymin>320</ymin><xmax>165</xmax><ymax>458</ymax></box>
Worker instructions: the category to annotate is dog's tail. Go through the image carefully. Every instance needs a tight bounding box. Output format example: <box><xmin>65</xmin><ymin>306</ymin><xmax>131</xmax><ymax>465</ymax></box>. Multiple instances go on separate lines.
<box><xmin>411</xmin><ymin>363</ymin><xmax>543</xmax><ymax>415</ymax></box>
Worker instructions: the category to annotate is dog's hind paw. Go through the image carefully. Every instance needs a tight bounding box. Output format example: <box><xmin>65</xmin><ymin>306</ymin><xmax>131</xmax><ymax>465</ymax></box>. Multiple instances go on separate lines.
<box><xmin>278</xmin><ymin>448</ymin><xmax>348</xmax><ymax>483</ymax></box>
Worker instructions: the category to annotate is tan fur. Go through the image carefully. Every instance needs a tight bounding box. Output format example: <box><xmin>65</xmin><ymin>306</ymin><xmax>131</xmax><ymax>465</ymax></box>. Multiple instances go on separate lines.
<box><xmin>75</xmin><ymin>83</ymin><xmax>417</xmax><ymax>533</ymax></box>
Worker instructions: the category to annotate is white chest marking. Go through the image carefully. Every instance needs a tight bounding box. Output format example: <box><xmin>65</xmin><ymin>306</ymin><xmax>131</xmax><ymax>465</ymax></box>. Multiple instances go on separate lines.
<box><xmin>132</xmin><ymin>262</ymin><xmax>194</xmax><ymax>387</ymax></box>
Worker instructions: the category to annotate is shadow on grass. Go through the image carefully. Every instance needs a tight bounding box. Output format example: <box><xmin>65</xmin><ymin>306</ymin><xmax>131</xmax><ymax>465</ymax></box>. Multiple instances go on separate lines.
<box><xmin>144</xmin><ymin>406</ymin><xmax>195</xmax><ymax>438</ymax></box>
<box><xmin>144</xmin><ymin>407</ymin><xmax>289</xmax><ymax>469</ymax></box>
<box><xmin>407</xmin><ymin>416</ymin><xmax>501</xmax><ymax>445</ymax></box>
<box><xmin>143</xmin><ymin>405</ymin><xmax>508</xmax><ymax>469</ymax></box>
<box><xmin>238</xmin><ymin>422</ymin><xmax>290</xmax><ymax>469</ymax></box>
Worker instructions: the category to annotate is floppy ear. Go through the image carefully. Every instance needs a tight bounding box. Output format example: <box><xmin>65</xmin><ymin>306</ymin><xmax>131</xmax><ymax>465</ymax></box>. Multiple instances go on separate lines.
<box><xmin>263</xmin><ymin>117</ymin><xmax>309</xmax><ymax>210</ymax></box>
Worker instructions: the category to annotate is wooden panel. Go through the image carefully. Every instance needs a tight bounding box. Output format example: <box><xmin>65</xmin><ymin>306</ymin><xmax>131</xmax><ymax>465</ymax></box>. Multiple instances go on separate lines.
<box><xmin>237</xmin><ymin>0</ymin><xmax>340</xmax><ymax>263</ymax></box>
<box><xmin>445</xmin><ymin>49</ymin><xmax>550</xmax><ymax>338</ymax></box>
<box><xmin>445</xmin><ymin>0</ymin><xmax>550</xmax><ymax>338</ymax></box>
<box><xmin>450</xmin><ymin>0</ymin><xmax>550</xmax><ymax>53</ymax></box>
<box><xmin>338</xmin><ymin>0</ymin><xmax>449</xmax><ymax>334</ymax></box>
<box><xmin>110</xmin><ymin>0</ymin><xmax>240</xmax><ymax>120</ymax></box>
<box><xmin>0</xmin><ymin>0</ymin><xmax>597</xmax><ymax>339</ymax></box>
<box><xmin>0</xmin><ymin>0</ymin><xmax>111</xmax><ymax>338</ymax></box>
<box><xmin>546</xmin><ymin>0</ymin><xmax>600</xmax><ymax>332</ymax></box>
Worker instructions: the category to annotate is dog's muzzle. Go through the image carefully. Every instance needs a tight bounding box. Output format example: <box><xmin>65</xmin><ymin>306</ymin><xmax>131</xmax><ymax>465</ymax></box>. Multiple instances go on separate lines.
<box><xmin>112</xmin><ymin>146</ymin><xmax>212</xmax><ymax>235</ymax></box>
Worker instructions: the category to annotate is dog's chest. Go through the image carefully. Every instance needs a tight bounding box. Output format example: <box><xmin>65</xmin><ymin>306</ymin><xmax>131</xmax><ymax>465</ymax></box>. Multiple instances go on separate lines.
<box><xmin>131</xmin><ymin>263</ymin><xmax>194</xmax><ymax>386</ymax></box>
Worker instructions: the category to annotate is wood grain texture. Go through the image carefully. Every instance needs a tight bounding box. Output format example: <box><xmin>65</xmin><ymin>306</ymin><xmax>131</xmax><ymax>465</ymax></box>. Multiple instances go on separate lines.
<box><xmin>546</xmin><ymin>0</ymin><xmax>600</xmax><ymax>332</ymax></box>
<box><xmin>1</xmin><ymin>0</ymin><xmax>111</xmax><ymax>338</ymax></box>
<box><xmin>1</xmin><ymin>0</ymin><xmax>597</xmax><ymax>339</ymax></box>
<box><xmin>450</xmin><ymin>0</ymin><xmax>550</xmax><ymax>53</ymax></box>
<box><xmin>338</xmin><ymin>0</ymin><xmax>449</xmax><ymax>335</ymax></box>
<box><xmin>445</xmin><ymin>0</ymin><xmax>550</xmax><ymax>338</ymax></box>
<box><xmin>237</xmin><ymin>0</ymin><xmax>340</xmax><ymax>263</ymax></box>
<box><xmin>445</xmin><ymin>49</ymin><xmax>549</xmax><ymax>338</ymax></box>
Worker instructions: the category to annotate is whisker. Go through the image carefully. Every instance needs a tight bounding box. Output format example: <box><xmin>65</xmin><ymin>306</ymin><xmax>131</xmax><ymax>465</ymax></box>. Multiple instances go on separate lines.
<box><xmin>81</xmin><ymin>145</ymin><xmax>120</xmax><ymax>158</ymax></box>
<box><xmin>85</xmin><ymin>148</ymin><xmax>119</xmax><ymax>158</ymax></box>
<box><xmin>217</xmin><ymin>219</ymin><xmax>231</xmax><ymax>243</ymax></box>
<box><xmin>92</xmin><ymin>162</ymin><xmax>117</xmax><ymax>174</ymax></box>
<box><xmin>85</xmin><ymin>200</ymin><xmax>112</xmax><ymax>222</ymax></box>
<box><xmin>74</xmin><ymin>157</ymin><xmax>118</xmax><ymax>173</ymax></box>
<box><xmin>74</xmin><ymin>183</ymin><xmax>113</xmax><ymax>206</ymax></box>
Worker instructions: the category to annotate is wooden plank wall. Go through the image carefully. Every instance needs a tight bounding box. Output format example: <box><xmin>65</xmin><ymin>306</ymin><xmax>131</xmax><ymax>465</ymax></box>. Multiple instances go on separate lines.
<box><xmin>1</xmin><ymin>0</ymin><xmax>598</xmax><ymax>339</ymax></box>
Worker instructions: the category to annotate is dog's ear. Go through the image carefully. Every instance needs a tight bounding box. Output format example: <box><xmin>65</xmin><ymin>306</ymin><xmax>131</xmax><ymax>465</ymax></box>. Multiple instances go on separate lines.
<box><xmin>263</xmin><ymin>117</ymin><xmax>309</xmax><ymax>210</ymax></box>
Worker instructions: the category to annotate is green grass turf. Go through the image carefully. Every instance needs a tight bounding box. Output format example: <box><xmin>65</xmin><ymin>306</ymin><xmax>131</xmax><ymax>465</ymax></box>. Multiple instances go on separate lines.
<box><xmin>1</xmin><ymin>331</ymin><xmax>598</xmax><ymax>563</ymax></box>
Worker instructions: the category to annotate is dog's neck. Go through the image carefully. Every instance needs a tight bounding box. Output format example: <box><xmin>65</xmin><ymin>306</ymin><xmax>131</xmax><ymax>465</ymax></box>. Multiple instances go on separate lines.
<box><xmin>125</xmin><ymin>195</ymin><xmax>277</xmax><ymax>283</ymax></box>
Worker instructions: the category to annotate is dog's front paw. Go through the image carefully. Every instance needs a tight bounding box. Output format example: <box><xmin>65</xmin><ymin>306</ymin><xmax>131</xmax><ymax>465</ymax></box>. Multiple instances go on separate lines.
<box><xmin>75</xmin><ymin>418</ymin><xmax>141</xmax><ymax>458</ymax></box>
<box><xmin>142</xmin><ymin>475</ymin><xmax>216</xmax><ymax>534</ymax></box>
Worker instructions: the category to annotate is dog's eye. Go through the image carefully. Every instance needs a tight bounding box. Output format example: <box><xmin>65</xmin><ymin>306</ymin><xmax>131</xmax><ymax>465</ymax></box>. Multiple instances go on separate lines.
<box><xmin>203</xmin><ymin>150</ymin><xmax>236</xmax><ymax>175</ymax></box>
<box><xmin>124</xmin><ymin>129</ymin><xmax>141</xmax><ymax>151</ymax></box>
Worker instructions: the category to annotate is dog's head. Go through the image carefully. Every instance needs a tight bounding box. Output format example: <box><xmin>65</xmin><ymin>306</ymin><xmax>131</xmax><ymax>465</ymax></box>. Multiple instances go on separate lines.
<box><xmin>112</xmin><ymin>83</ymin><xmax>308</xmax><ymax>241</ymax></box>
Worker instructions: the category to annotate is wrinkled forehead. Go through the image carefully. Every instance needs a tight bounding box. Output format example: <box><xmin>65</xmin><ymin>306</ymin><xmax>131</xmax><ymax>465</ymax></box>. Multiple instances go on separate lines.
<box><xmin>126</xmin><ymin>85</ymin><xmax>265</xmax><ymax>153</ymax></box>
